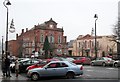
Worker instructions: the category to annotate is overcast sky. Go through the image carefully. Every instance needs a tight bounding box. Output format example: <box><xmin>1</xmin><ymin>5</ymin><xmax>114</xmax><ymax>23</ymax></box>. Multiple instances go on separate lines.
<box><xmin>0</xmin><ymin>0</ymin><xmax>119</xmax><ymax>42</ymax></box>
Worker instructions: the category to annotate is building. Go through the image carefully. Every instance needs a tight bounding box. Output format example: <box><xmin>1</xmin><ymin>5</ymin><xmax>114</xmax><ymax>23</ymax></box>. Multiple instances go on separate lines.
<box><xmin>8</xmin><ymin>18</ymin><xmax>68</xmax><ymax>58</ymax></box>
<box><xmin>68</xmin><ymin>34</ymin><xmax>117</xmax><ymax>58</ymax></box>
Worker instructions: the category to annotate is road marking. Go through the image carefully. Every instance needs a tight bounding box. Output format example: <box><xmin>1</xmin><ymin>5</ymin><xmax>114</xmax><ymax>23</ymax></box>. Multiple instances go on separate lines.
<box><xmin>106</xmin><ymin>68</ymin><xmax>115</xmax><ymax>70</ymax></box>
<box><xmin>86</xmin><ymin>70</ymin><xmax>94</xmax><ymax>72</ymax></box>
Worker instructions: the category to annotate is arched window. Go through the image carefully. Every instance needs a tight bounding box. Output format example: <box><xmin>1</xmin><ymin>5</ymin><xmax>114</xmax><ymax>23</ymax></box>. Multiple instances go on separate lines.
<box><xmin>48</xmin><ymin>34</ymin><xmax>54</xmax><ymax>43</ymax></box>
<box><xmin>58</xmin><ymin>36</ymin><xmax>61</xmax><ymax>43</ymax></box>
<box><xmin>40</xmin><ymin>34</ymin><xmax>44</xmax><ymax>43</ymax></box>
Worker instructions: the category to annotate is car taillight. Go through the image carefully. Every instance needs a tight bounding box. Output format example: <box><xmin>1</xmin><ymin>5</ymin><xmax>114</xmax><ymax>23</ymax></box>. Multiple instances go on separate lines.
<box><xmin>80</xmin><ymin>66</ymin><xmax>83</xmax><ymax>70</ymax></box>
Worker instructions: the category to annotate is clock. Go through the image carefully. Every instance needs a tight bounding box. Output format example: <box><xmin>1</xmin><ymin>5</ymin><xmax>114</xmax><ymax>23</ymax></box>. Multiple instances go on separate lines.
<box><xmin>49</xmin><ymin>24</ymin><xmax>54</xmax><ymax>28</ymax></box>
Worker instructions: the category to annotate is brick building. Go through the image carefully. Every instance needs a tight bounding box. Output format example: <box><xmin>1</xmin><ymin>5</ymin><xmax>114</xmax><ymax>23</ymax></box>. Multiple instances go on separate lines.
<box><xmin>8</xmin><ymin>18</ymin><xmax>68</xmax><ymax>57</ymax></box>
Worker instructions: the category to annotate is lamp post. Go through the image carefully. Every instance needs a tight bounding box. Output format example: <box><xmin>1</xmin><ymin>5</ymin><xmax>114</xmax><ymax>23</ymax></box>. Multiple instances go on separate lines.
<box><xmin>94</xmin><ymin>14</ymin><xmax>98</xmax><ymax>60</ymax></box>
<box><xmin>2</xmin><ymin>36</ymin><xmax>4</xmax><ymax>59</ymax></box>
<box><xmin>3</xmin><ymin>0</ymin><xmax>11</xmax><ymax>59</ymax></box>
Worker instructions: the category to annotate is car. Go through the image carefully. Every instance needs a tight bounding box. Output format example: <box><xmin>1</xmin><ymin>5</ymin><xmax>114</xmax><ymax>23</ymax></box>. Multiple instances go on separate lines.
<box><xmin>26</xmin><ymin>60</ymin><xmax>47</xmax><ymax>71</ymax></box>
<box><xmin>113</xmin><ymin>60</ymin><xmax>120</xmax><ymax>67</ymax></box>
<box><xmin>44</xmin><ymin>58</ymin><xmax>59</xmax><ymax>63</ymax></box>
<box><xmin>10</xmin><ymin>58</ymin><xmax>40</xmax><ymax>73</ymax></box>
<box><xmin>90</xmin><ymin>57</ymin><xmax>114</xmax><ymax>67</ymax></box>
<box><xmin>27</xmin><ymin>61</ymin><xmax>83</xmax><ymax>81</ymax></box>
<box><xmin>52</xmin><ymin>57</ymin><xmax>67</xmax><ymax>61</ymax></box>
<box><xmin>65</xmin><ymin>57</ymin><xmax>75</xmax><ymax>62</ymax></box>
<box><xmin>73</xmin><ymin>57</ymin><xmax>91</xmax><ymax>65</ymax></box>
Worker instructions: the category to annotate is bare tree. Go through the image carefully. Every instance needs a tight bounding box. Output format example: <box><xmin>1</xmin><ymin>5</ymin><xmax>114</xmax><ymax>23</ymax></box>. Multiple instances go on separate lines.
<box><xmin>113</xmin><ymin>17</ymin><xmax>120</xmax><ymax>60</ymax></box>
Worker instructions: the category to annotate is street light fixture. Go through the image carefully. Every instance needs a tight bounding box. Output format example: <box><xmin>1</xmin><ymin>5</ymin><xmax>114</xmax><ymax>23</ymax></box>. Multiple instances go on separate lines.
<box><xmin>3</xmin><ymin>0</ymin><xmax>11</xmax><ymax>59</ymax></box>
<box><xmin>94</xmin><ymin>14</ymin><xmax>98</xmax><ymax>60</ymax></box>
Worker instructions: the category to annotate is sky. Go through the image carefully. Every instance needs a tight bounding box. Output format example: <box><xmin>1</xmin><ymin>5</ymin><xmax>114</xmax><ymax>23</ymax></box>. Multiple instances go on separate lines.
<box><xmin>0</xmin><ymin>0</ymin><xmax>119</xmax><ymax>42</ymax></box>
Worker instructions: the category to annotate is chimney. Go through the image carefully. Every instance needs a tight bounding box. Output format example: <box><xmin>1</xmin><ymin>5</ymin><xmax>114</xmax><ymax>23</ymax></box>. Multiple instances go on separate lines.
<box><xmin>22</xmin><ymin>29</ymin><xmax>24</xmax><ymax>34</ymax></box>
<box><xmin>64</xmin><ymin>36</ymin><xmax>67</xmax><ymax>43</ymax></box>
<box><xmin>16</xmin><ymin>34</ymin><xmax>18</xmax><ymax>39</ymax></box>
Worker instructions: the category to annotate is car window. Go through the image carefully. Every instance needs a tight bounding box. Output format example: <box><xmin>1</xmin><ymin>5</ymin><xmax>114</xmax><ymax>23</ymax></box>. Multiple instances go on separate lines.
<box><xmin>23</xmin><ymin>60</ymin><xmax>31</xmax><ymax>65</ymax></box>
<box><xmin>61</xmin><ymin>63</ymin><xmax>68</xmax><ymax>67</ymax></box>
<box><xmin>96</xmin><ymin>58</ymin><xmax>100</xmax><ymax>60</ymax></box>
<box><xmin>47</xmin><ymin>63</ymin><xmax>57</xmax><ymax>68</ymax></box>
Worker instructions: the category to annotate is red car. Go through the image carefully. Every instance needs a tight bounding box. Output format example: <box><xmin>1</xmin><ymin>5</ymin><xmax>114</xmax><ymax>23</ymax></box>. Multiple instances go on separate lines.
<box><xmin>26</xmin><ymin>61</ymin><xmax>47</xmax><ymax>71</ymax></box>
<box><xmin>73</xmin><ymin>57</ymin><xmax>91</xmax><ymax>65</ymax></box>
<box><xmin>26</xmin><ymin>58</ymin><xmax>59</xmax><ymax>71</ymax></box>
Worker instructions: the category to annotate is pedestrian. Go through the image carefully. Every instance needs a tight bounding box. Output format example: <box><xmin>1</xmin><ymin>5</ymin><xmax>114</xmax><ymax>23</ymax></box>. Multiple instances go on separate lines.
<box><xmin>5</xmin><ymin>56</ymin><xmax>11</xmax><ymax>77</ymax></box>
<box><xmin>15</xmin><ymin>57</ymin><xmax>19</xmax><ymax>77</ymax></box>
<box><xmin>1</xmin><ymin>56</ymin><xmax>6</xmax><ymax>77</ymax></box>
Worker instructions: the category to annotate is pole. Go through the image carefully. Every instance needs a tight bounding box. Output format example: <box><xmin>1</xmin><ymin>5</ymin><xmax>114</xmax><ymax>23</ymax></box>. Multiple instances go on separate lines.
<box><xmin>3</xmin><ymin>0</ymin><xmax>11</xmax><ymax>59</ymax></box>
<box><xmin>5</xmin><ymin>8</ymin><xmax>9</xmax><ymax>59</ymax></box>
<box><xmin>2</xmin><ymin>36</ymin><xmax>4</xmax><ymax>58</ymax></box>
<box><xmin>95</xmin><ymin>20</ymin><xmax>97</xmax><ymax>59</ymax></box>
<box><xmin>94</xmin><ymin>14</ymin><xmax>98</xmax><ymax>60</ymax></box>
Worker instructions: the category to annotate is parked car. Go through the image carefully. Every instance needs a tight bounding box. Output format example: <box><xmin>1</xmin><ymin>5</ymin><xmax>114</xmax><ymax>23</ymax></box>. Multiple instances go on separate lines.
<box><xmin>91</xmin><ymin>57</ymin><xmax>114</xmax><ymax>67</ymax></box>
<box><xmin>10</xmin><ymin>58</ymin><xmax>40</xmax><ymax>73</ymax></box>
<box><xmin>113</xmin><ymin>60</ymin><xmax>120</xmax><ymax>67</ymax></box>
<box><xmin>44</xmin><ymin>58</ymin><xmax>59</xmax><ymax>63</ymax></box>
<box><xmin>27</xmin><ymin>61</ymin><xmax>83</xmax><ymax>81</ymax></box>
<box><xmin>65</xmin><ymin>57</ymin><xmax>75</xmax><ymax>62</ymax></box>
<box><xmin>26</xmin><ymin>60</ymin><xmax>47</xmax><ymax>71</ymax></box>
<box><xmin>52</xmin><ymin>57</ymin><xmax>66</xmax><ymax>61</ymax></box>
<box><xmin>73</xmin><ymin>57</ymin><xmax>91</xmax><ymax>65</ymax></box>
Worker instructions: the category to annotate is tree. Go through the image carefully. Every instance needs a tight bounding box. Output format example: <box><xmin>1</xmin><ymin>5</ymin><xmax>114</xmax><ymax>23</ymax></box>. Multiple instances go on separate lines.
<box><xmin>43</xmin><ymin>36</ymin><xmax>50</xmax><ymax>58</ymax></box>
<box><xmin>113</xmin><ymin>17</ymin><xmax>120</xmax><ymax>60</ymax></box>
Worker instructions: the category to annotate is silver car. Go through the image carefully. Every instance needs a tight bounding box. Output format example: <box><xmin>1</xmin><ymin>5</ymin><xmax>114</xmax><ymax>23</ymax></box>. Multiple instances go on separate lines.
<box><xmin>91</xmin><ymin>57</ymin><xmax>114</xmax><ymax>67</ymax></box>
<box><xmin>27</xmin><ymin>61</ymin><xmax>83</xmax><ymax>80</ymax></box>
<box><xmin>113</xmin><ymin>60</ymin><xmax>120</xmax><ymax>67</ymax></box>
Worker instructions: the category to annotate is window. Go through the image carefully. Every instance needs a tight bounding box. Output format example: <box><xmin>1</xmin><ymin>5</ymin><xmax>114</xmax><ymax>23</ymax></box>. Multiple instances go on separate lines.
<box><xmin>50</xmin><ymin>34</ymin><xmax>54</xmax><ymax>43</ymax></box>
<box><xmin>40</xmin><ymin>34</ymin><xmax>44</xmax><ymax>43</ymax></box>
<box><xmin>61</xmin><ymin>63</ymin><xmax>68</xmax><ymax>67</ymax></box>
<box><xmin>47</xmin><ymin>63</ymin><xmax>60</xmax><ymax>68</ymax></box>
<box><xmin>58</xmin><ymin>36</ymin><xmax>61</xmax><ymax>43</ymax></box>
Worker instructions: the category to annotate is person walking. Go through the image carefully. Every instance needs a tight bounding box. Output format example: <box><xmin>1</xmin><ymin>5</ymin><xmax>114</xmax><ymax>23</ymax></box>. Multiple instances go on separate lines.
<box><xmin>15</xmin><ymin>57</ymin><xmax>19</xmax><ymax>77</ymax></box>
<box><xmin>5</xmin><ymin>56</ymin><xmax>11</xmax><ymax>77</ymax></box>
<box><xmin>1</xmin><ymin>56</ymin><xmax>6</xmax><ymax>77</ymax></box>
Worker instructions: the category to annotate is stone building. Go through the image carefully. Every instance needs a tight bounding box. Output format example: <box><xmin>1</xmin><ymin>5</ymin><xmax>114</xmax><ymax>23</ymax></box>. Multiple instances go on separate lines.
<box><xmin>8</xmin><ymin>18</ymin><xmax>68</xmax><ymax>57</ymax></box>
<box><xmin>68</xmin><ymin>34</ymin><xmax>117</xmax><ymax>58</ymax></box>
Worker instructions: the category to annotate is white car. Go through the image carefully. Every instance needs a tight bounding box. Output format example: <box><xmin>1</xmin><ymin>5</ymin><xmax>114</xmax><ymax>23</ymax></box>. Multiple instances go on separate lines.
<box><xmin>27</xmin><ymin>61</ymin><xmax>83</xmax><ymax>81</ymax></box>
<box><xmin>113</xmin><ymin>60</ymin><xmax>120</xmax><ymax>67</ymax></box>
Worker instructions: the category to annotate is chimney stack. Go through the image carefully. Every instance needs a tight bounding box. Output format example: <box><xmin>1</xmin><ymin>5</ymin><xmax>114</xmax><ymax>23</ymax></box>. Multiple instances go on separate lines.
<box><xmin>22</xmin><ymin>29</ymin><xmax>24</xmax><ymax>34</ymax></box>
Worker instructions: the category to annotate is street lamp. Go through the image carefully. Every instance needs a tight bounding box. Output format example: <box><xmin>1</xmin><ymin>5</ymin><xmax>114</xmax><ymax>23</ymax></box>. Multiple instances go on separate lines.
<box><xmin>94</xmin><ymin>14</ymin><xmax>98</xmax><ymax>60</ymax></box>
<box><xmin>3</xmin><ymin>0</ymin><xmax>11</xmax><ymax>59</ymax></box>
<box><xmin>2</xmin><ymin>36</ymin><xmax>4</xmax><ymax>59</ymax></box>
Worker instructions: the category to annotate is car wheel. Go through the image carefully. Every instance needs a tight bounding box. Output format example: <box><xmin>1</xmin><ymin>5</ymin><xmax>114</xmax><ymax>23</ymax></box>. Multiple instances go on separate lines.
<box><xmin>66</xmin><ymin>72</ymin><xmax>75</xmax><ymax>79</ymax></box>
<box><xmin>114</xmin><ymin>63</ymin><xmax>118</xmax><ymax>67</ymax></box>
<box><xmin>31</xmin><ymin>73</ymin><xmax>39</xmax><ymax>81</ymax></box>
<box><xmin>102</xmin><ymin>63</ymin><xmax>106</xmax><ymax>67</ymax></box>
<box><xmin>91</xmin><ymin>62</ymin><xmax>94</xmax><ymax>66</ymax></box>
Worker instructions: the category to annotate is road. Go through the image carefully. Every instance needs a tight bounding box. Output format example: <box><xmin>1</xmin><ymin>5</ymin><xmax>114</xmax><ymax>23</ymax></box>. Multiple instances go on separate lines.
<box><xmin>0</xmin><ymin>65</ymin><xmax>120</xmax><ymax>82</ymax></box>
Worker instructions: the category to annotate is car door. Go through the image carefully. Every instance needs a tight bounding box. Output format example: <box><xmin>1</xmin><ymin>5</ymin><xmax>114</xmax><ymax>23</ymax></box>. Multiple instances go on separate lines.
<box><xmin>94</xmin><ymin>58</ymin><xmax>100</xmax><ymax>65</ymax></box>
<box><xmin>56</xmin><ymin>62</ymin><xmax>68</xmax><ymax>76</ymax></box>
<box><xmin>20</xmin><ymin>60</ymin><xmax>32</xmax><ymax>72</ymax></box>
<box><xmin>97</xmin><ymin>57</ymin><xmax>104</xmax><ymax>65</ymax></box>
<box><xmin>40</xmin><ymin>63</ymin><xmax>58</xmax><ymax>77</ymax></box>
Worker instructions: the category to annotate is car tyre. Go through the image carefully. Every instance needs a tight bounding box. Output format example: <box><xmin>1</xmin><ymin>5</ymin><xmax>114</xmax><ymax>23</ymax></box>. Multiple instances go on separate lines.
<box><xmin>102</xmin><ymin>63</ymin><xmax>106</xmax><ymax>67</ymax></box>
<box><xmin>66</xmin><ymin>72</ymin><xmax>75</xmax><ymax>79</ymax></box>
<box><xmin>91</xmin><ymin>62</ymin><xmax>94</xmax><ymax>66</ymax></box>
<box><xmin>31</xmin><ymin>73</ymin><xmax>39</xmax><ymax>81</ymax></box>
<box><xmin>114</xmin><ymin>63</ymin><xmax>118</xmax><ymax>67</ymax></box>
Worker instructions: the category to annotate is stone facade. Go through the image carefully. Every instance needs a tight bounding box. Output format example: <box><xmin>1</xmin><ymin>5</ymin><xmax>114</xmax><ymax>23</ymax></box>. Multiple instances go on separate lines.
<box><xmin>68</xmin><ymin>34</ymin><xmax>117</xmax><ymax>58</ymax></box>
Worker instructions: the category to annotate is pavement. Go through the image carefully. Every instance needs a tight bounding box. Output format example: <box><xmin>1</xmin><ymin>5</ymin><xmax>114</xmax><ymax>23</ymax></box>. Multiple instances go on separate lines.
<box><xmin>0</xmin><ymin>62</ymin><xmax>28</xmax><ymax>81</ymax></box>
